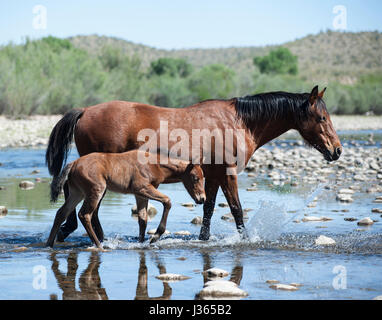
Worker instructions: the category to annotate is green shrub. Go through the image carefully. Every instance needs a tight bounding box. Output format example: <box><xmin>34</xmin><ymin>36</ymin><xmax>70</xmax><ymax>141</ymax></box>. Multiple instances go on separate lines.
<box><xmin>254</xmin><ymin>47</ymin><xmax>298</xmax><ymax>75</ymax></box>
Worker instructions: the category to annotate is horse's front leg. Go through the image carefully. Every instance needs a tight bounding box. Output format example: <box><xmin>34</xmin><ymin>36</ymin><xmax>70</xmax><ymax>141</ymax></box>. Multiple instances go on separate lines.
<box><xmin>134</xmin><ymin>185</ymin><xmax>171</xmax><ymax>244</ymax></box>
<box><xmin>199</xmin><ymin>177</ymin><xmax>220</xmax><ymax>241</ymax></box>
<box><xmin>220</xmin><ymin>173</ymin><xmax>248</xmax><ymax>239</ymax></box>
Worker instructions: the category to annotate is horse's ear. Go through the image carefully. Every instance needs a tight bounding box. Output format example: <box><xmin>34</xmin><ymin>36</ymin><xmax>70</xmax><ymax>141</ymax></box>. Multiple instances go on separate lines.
<box><xmin>318</xmin><ymin>87</ymin><xmax>326</xmax><ymax>98</ymax></box>
<box><xmin>309</xmin><ymin>85</ymin><xmax>319</xmax><ymax>105</ymax></box>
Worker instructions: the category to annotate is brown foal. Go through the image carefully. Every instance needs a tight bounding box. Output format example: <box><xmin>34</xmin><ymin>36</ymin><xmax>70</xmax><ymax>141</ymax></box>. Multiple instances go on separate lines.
<box><xmin>46</xmin><ymin>150</ymin><xmax>206</xmax><ymax>248</ymax></box>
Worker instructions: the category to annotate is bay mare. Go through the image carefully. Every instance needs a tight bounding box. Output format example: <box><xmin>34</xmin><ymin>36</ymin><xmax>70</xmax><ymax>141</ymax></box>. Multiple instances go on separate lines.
<box><xmin>46</xmin><ymin>86</ymin><xmax>342</xmax><ymax>242</ymax></box>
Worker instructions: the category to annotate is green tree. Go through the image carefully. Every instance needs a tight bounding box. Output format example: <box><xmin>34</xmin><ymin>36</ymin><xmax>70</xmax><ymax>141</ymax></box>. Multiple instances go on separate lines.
<box><xmin>254</xmin><ymin>47</ymin><xmax>298</xmax><ymax>75</ymax></box>
<box><xmin>188</xmin><ymin>64</ymin><xmax>235</xmax><ymax>101</ymax></box>
<box><xmin>149</xmin><ymin>57</ymin><xmax>193</xmax><ymax>78</ymax></box>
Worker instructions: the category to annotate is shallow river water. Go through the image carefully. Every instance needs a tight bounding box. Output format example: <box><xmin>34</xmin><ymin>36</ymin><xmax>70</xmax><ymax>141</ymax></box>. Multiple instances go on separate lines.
<box><xmin>0</xmin><ymin>133</ymin><xmax>381</xmax><ymax>300</ymax></box>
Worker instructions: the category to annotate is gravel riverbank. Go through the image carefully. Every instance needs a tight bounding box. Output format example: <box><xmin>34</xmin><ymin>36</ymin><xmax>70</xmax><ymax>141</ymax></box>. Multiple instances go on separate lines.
<box><xmin>0</xmin><ymin>114</ymin><xmax>381</xmax><ymax>148</ymax></box>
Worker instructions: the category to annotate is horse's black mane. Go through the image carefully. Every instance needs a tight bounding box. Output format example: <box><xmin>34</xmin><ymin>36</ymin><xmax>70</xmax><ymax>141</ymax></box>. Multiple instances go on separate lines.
<box><xmin>233</xmin><ymin>91</ymin><xmax>326</xmax><ymax>125</ymax></box>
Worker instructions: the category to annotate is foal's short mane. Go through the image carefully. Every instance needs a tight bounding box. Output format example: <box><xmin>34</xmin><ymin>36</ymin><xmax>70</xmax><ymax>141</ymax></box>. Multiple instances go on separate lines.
<box><xmin>233</xmin><ymin>91</ymin><xmax>327</xmax><ymax>126</ymax></box>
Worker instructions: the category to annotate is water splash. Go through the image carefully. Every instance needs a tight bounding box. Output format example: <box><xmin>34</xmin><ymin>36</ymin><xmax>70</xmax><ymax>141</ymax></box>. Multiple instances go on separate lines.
<box><xmin>243</xmin><ymin>183</ymin><xmax>329</xmax><ymax>243</ymax></box>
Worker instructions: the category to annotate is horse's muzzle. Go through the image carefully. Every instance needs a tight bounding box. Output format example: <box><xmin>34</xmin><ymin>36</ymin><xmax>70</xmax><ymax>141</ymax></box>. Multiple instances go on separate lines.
<box><xmin>195</xmin><ymin>195</ymin><xmax>206</xmax><ymax>204</ymax></box>
<box><xmin>324</xmin><ymin>146</ymin><xmax>342</xmax><ymax>162</ymax></box>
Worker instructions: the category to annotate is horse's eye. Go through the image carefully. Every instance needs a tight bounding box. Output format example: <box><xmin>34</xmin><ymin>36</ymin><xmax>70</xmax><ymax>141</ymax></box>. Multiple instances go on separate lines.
<box><xmin>193</xmin><ymin>176</ymin><xmax>199</xmax><ymax>182</ymax></box>
<box><xmin>320</xmin><ymin>116</ymin><xmax>326</xmax><ymax>122</ymax></box>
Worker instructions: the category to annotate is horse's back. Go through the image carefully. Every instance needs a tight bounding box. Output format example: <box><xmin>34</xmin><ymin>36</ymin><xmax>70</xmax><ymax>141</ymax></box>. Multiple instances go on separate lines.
<box><xmin>75</xmin><ymin>101</ymin><xmax>158</xmax><ymax>155</ymax></box>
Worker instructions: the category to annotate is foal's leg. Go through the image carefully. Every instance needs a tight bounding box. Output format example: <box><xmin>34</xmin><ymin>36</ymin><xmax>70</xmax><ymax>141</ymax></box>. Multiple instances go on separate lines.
<box><xmin>199</xmin><ymin>177</ymin><xmax>220</xmax><ymax>241</ymax></box>
<box><xmin>134</xmin><ymin>185</ymin><xmax>171</xmax><ymax>244</ymax></box>
<box><xmin>78</xmin><ymin>196</ymin><xmax>103</xmax><ymax>249</ymax></box>
<box><xmin>220</xmin><ymin>173</ymin><xmax>248</xmax><ymax>238</ymax></box>
<box><xmin>57</xmin><ymin>181</ymin><xmax>78</xmax><ymax>242</ymax></box>
<box><xmin>46</xmin><ymin>191</ymin><xmax>83</xmax><ymax>247</ymax></box>
<box><xmin>91</xmin><ymin>190</ymin><xmax>106</xmax><ymax>242</ymax></box>
<box><xmin>135</xmin><ymin>196</ymin><xmax>149</xmax><ymax>243</ymax></box>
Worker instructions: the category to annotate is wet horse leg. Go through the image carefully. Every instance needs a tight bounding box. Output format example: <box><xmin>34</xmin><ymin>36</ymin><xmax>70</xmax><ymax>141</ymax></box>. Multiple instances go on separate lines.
<box><xmin>78</xmin><ymin>197</ymin><xmax>103</xmax><ymax>249</ymax></box>
<box><xmin>135</xmin><ymin>195</ymin><xmax>149</xmax><ymax>243</ymax></box>
<box><xmin>91</xmin><ymin>190</ymin><xmax>107</xmax><ymax>242</ymax></box>
<box><xmin>46</xmin><ymin>191</ymin><xmax>83</xmax><ymax>247</ymax></box>
<box><xmin>220</xmin><ymin>173</ymin><xmax>248</xmax><ymax>238</ymax></box>
<box><xmin>198</xmin><ymin>177</ymin><xmax>220</xmax><ymax>241</ymax></box>
<box><xmin>57</xmin><ymin>181</ymin><xmax>78</xmax><ymax>242</ymax></box>
<box><xmin>134</xmin><ymin>185</ymin><xmax>171</xmax><ymax>244</ymax></box>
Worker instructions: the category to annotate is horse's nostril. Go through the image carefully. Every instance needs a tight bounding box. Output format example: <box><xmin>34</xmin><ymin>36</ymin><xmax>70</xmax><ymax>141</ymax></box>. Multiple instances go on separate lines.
<box><xmin>335</xmin><ymin>147</ymin><xmax>342</xmax><ymax>157</ymax></box>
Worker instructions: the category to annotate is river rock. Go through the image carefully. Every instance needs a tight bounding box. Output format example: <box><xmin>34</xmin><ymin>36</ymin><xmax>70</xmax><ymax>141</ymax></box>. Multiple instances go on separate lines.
<box><xmin>174</xmin><ymin>230</ymin><xmax>191</xmax><ymax>236</ymax></box>
<box><xmin>372</xmin><ymin>295</ymin><xmax>382</xmax><ymax>300</ymax></box>
<box><xmin>302</xmin><ymin>216</ymin><xmax>333</xmax><ymax>222</ymax></box>
<box><xmin>155</xmin><ymin>273</ymin><xmax>190</xmax><ymax>281</ymax></box>
<box><xmin>197</xmin><ymin>280</ymin><xmax>248</xmax><ymax>298</ymax></box>
<box><xmin>218</xmin><ymin>203</ymin><xmax>229</xmax><ymax>207</ymax></box>
<box><xmin>181</xmin><ymin>202</ymin><xmax>195</xmax><ymax>207</ymax></box>
<box><xmin>336</xmin><ymin>194</ymin><xmax>353</xmax><ymax>202</ymax></box>
<box><xmin>131</xmin><ymin>203</ymin><xmax>158</xmax><ymax>217</ymax></box>
<box><xmin>147</xmin><ymin>229</ymin><xmax>170</xmax><ymax>235</ymax></box>
<box><xmin>266</xmin><ymin>280</ymin><xmax>279</xmax><ymax>284</ymax></box>
<box><xmin>204</xmin><ymin>268</ymin><xmax>229</xmax><ymax>278</ymax></box>
<box><xmin>357</xmin><ymin>217</ymin><xmax>374</xmax><ymax>226</ymax></box>
<box><xmin>315</xmin><ymin>235</ymin><xmax>336</xmax><ymax>245</ymax></box>
<box><xmin>372</xmin><ymin>208</ymin><xmax>382</xmax><ymax>213</ymax></box>
<box><xmin>191</xmin><ymin>216</ymin><xmax>203</xmax><ymax>225</ymax></box>
<box><xmin>269</xmin><ymin>283</ymin><xmax>299</xmax><ymax>291</ymax></box>
<box><xmin>0</xmin><ymin>206</ymin><xmax>7</xmax><ymax>216</ymax></box>
<box><xmin>344</xmin><ymin>217</ymin><xmax>357</xmax><ymax>222</ymax></box>
<box><xmin>19</xmin><ymin>180</ymin><xmax>35</xmax><ymax>190</ymax></box>
<box><xmin>338</xmin><ymin>188</ymin><xmax>355</xmax><ymax>194</ymax></box>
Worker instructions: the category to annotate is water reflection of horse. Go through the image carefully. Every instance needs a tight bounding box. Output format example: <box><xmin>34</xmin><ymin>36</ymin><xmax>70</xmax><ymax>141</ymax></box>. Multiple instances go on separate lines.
<box><xmin>46</xmin><ymin>86</ymin><xmax>342</xmax><ymax>242</ymax></box>
<box><xmin>49</xmin><ymin>251</ymin><xmax>108</xmax><ymax>300</ymax></box>
<box><xmin>49</xmin><ymin>250</ymin><xmax>245</xmax><ymax>300</ymax></box>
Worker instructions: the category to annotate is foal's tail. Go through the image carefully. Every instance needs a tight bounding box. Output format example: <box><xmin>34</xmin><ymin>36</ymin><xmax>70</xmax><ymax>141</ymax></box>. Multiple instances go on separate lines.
<box><xmin>45</xmin><ymin>108</ymin><xmax>84</xmax><ymax>179</ymax></box>
<box><xmin>50</xmin><ymin>163</ymin><xmax>73</xmax><ymax>203</ymax></box>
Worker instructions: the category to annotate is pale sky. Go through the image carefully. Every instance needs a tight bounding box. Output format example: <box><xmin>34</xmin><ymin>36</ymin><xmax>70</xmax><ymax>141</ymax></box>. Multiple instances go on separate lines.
<box><xmin>1</xmin><ymin>0</ymin><xmax>381</xmax><ymax>49</ymax></box>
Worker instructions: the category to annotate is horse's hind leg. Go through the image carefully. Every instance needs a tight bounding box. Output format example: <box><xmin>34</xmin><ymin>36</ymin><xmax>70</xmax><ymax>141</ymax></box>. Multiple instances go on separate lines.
<box><xmin>199</xmin><ymin>177</ymin><xmax>220</xmax><ymax>241</ymax></box>
<box><xmin>46</xmin><ymin>191</ymin><xmax>83</xmax><ymax>247</ymax></box>
<box><xmin>78</xmin><ymin>196</ymin><xmax>103</xmax><ymax>249</ymax></box>
<box><xmin>91</xmin><ymin>190</ymin><xmax>107</xmax><ymax>242</ymax></box>
<box><xmin>57</xmin><ymin>181</ymin><xmax>78</xmax><ymax>242</ymax></box>
<box><xmin>135</xmin><ymin>196</ymin><xmax>148</xmax><ymax>243</ymax></box>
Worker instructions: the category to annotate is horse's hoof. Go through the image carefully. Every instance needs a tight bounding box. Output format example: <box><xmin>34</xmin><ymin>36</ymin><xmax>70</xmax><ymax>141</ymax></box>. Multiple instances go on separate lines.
<box><xmin>149</xmin><ymin>235</ymin><xmax>159</xmax><ymax>244</ymax></box>
<box><xmin>56</xmin><ymin>229</ymin><xmax>69</xmax><ymax>242</ymax></box>
<box><xmin>198</xmin><ymin>233</ymin><xmax>210</xmax><ymax>241</ymax></box>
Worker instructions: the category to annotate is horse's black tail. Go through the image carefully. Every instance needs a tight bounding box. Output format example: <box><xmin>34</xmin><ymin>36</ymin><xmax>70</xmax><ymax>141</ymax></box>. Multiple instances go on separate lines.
<box><xmin>50</xmin><ymin>163</ymin><xmax>73</xmax><ymax>203</ymax></box>
<box><xmin>45</xmin><ymin>109</ymin><xmax>84</xmax><ymax>179</ymax></box>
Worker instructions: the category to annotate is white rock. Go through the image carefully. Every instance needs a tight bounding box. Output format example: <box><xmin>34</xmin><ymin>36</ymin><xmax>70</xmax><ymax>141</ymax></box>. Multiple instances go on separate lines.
<box><xmin>338</xmin><ymin>188</ymin><xmax>355</xmax><ymax>194</ymax></box>
<box><xmin>315</xmin><ymin>235</ymin><xmax>336</xmax><ymax>246</ymax></box>
<box><xmin>147</xmin><ymin>229</ymin><xmax>170</xmax><ymax>235</ymax></box>
<box><xmin>191</xmin><ymin>216</ymin><xmax>203</xmax><ymax>225</ymax></box>
<box><xmin>371</xmin><ymin>208</ymin><xmax>382</xmax><ymax>213</ymax></box>
<box><xmin>357</xmin><ymin>217</ymin><xmax>374</xmax><ymax>226</ymax></box>
<box><xmin>19</xmin><ymin>180</ymin><xmax>35</xmax><ymax>190</ymax></box>
<box><xmin>174</xmin><ymin>230</ymin><xmax>191</xmax><ymax>236</ymax></box>
<box><xmin>204</xmin><ymin>268</ymin><xmax>229</xmax><ymax>278</ymax></box>
<box><xmin>336</xmin><ymin>194</ymin><xmax>353</xmax><ymax>202</ymax></box>
<box><xmin>372</xmin><ymin>295</ymin><xmax>382</xmax><ymax>300</ymax></box>
<box><xmin>198</xmin><ymin>280</ymin><xmax>248</xmax><ymax>298</ymax></box>
<box><xmin>269</xmin><ymin>283</ymin><xmax>299</xmax><ymax>291</ymax></box>
<box><xmin>302</xmin><ymin>216</ymin><xmax>333</xmax><ymax>222</ymax></box>
<box><xmin>155</xmin><ymin>273</ymin><xmax>190</xmax><ymax>281</ymax></box>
